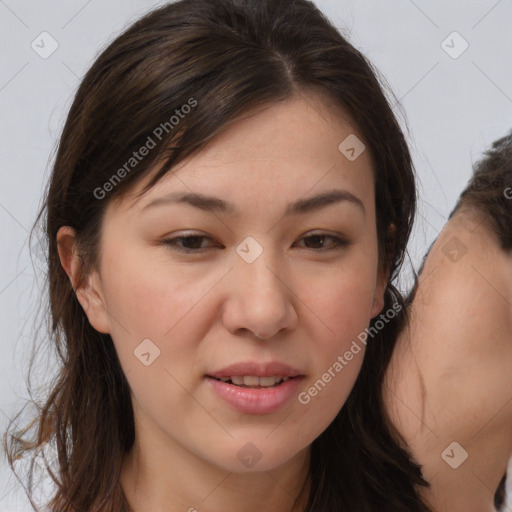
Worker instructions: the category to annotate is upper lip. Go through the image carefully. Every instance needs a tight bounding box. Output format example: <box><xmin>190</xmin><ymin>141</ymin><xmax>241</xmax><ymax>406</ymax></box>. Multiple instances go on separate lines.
<box><xmin>207</xmin><ymin>361</ymin><xmax>304</xmax><ymax>378</ymax></box>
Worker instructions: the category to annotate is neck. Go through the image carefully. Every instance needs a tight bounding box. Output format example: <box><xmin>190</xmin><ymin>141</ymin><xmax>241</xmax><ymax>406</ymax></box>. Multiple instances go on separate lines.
<box><xmin>120</xmin><ymin>420</ymin><xmax>311</xmax><ymax>512</ymax></box>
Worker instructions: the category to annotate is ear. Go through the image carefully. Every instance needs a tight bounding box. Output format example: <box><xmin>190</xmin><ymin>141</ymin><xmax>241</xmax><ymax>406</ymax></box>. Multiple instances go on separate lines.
<box><xmin>56</xmin><ymin>226</ymin><xmax>111</xmax><ymax>334</ymax></box>
<box><xmin>370</xmin><ymin>223</ymin><xmax>396</xmax><ymax>318</ymax></box>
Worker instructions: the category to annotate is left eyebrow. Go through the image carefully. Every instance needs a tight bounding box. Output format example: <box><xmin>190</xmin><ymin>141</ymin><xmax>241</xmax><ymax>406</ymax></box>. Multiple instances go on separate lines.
<box><xmin>140</xmin><ymin>189</ymin><xmax>366</xmax><ymax>217</ymax></box>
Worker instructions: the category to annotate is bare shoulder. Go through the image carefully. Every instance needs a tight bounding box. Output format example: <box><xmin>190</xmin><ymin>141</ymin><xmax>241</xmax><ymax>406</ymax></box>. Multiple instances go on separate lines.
<box><xmin>384</xmin><ymin>207</ymin><xmax>512</xmax><ymax>511</ymax></box>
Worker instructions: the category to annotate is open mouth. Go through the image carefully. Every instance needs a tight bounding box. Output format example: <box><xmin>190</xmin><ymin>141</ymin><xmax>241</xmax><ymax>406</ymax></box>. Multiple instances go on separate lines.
<box><xmin>206</xmin><ymin>372</ymin><xmax>305</xmax><ymax>414</ymax></box>
<box><xmin>208</xmin><ymin>375</ymin><xmax>296</xmax><ymax>388</ymax></box>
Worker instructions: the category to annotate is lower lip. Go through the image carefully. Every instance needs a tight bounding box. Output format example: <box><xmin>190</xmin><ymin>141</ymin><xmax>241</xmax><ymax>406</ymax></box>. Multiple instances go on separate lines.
<box><xmin>205</xmin><ymin>376</ymin><xmax>304</xmax><ymax>415</ymax></box>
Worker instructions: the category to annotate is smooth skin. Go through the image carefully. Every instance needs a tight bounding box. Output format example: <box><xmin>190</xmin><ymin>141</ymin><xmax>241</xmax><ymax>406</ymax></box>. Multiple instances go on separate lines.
<box><xmin>57</xmin><ymin>93</ymin><xmax>388</xmax><ymax>512</ymax></box>
<box><xmin>384</xmin><ymin>206</ymin><xmax>512</xmax><ymax>512</ymax></box>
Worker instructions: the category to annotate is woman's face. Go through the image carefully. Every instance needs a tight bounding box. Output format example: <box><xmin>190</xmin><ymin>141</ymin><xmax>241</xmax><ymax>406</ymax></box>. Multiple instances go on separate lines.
<box><xmin>64</xmin><ymin>93</ymin><xmax>387</xmax><ymax>474</ymax></box>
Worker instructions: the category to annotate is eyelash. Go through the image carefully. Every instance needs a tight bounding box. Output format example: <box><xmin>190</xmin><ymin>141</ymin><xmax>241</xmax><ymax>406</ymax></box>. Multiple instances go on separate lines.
<box><xmin>161</xmin><ymin>232</ymin><xmax>350</xmax><ymax>253</ymax></box>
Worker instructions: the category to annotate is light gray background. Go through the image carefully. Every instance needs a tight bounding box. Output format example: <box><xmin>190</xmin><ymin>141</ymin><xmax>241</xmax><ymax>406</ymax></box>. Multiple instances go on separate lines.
<box><xmin>1</xmin><ymin>0</ymin><xmax>511</xmax><ymax>510</ymax></box>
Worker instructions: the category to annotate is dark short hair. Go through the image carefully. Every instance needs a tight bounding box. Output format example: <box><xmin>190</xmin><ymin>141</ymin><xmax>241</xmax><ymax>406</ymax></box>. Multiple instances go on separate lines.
<box><xmin>449</xmin><ymin>130</ymin><xmax>512</xmax><ymax>250</ymax></box>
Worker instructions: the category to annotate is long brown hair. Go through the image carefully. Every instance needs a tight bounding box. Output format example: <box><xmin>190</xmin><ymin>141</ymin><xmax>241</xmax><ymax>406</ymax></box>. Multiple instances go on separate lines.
<box><xmin>3</xmin><ymin>0</ymin><xmax>430</xmax><ymax>510</ymax></box>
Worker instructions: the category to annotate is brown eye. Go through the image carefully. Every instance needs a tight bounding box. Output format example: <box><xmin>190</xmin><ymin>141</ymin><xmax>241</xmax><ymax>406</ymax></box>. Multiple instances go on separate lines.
<box><xmin>162</xmin><ymin>234</ymin><xmax>219</xmax><ymax>253</ymax></box>
<box><xmin>294</xmin><ymin>233</ymin><xmax>350</xmax><ymax>251</ymax></box>
<box><xmin>161</xmin><ymin>232</ymin><xmax>350</xmax><ymax>253</ymax></box>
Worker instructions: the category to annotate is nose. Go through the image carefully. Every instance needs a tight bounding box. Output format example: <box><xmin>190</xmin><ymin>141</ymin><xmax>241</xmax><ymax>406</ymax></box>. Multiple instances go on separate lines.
<box><xmin>221</xmin><ymin>243</ymin><xmax>298</xmax><ymax>340</ymax></box>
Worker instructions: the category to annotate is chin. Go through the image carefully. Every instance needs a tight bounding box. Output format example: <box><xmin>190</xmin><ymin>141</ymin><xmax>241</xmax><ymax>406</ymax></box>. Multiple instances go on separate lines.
<box><xmin>203</xmin><ymin>437</ymin><xmax>309</xmax><ymax>474</ymax></box>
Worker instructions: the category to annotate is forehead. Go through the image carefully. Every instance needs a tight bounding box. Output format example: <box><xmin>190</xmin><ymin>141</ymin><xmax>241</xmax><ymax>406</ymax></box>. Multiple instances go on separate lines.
<box><xmin>110</xmin><ymin>92</ymin><xmax>375</xmax><ymax>218</ymax></box>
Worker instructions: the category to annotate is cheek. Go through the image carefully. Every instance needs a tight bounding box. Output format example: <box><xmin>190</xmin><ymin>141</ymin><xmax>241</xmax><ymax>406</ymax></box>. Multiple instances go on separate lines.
<box><xmin>100</xmin><ymin>251</ymin><xmax>214</xmax><ymax>382</ymax></box>
<box><xmin>305</xmin><ymin>260</ymin><xmax>378</xmax><ymax>343</ymax></box>
<box><xmin>296</xmin><ymin>255</ymin><xmax>378</xmax><ymax>401</ymax></box>
<box><xmin>306</xmin><ymin>276</ymin><xmax>372</xmax><ymax>388</ymax></box>
<box><xmin>102</xmin><ymin>257</ymin><xmax>210</xmax><ymax>424</ymax></box>
<box><xmin>103</xmin><ymin>246</ymin><xmax>212</xmax><ymax>335</ymax></box>
<box><xmin>290</xmin><ymin>282</ymin><xmax>372</xmax><ymax>457</ymax></box>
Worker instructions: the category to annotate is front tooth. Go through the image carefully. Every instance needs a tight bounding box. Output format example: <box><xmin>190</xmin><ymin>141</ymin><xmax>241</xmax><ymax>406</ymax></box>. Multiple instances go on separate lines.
<box><xmin>228</xmin><ymin>376</ymin><xmax>287</xmax><ymax>387</ymax></box>
<box><xmin>243</xmin><ymin>376</ymin><xmax>260</xmax><ymax>386</ymax></box>
<box><xmin>259</xmin><ymin>376</ymin><xmax>277</xmax><ymax>387</ymax></box>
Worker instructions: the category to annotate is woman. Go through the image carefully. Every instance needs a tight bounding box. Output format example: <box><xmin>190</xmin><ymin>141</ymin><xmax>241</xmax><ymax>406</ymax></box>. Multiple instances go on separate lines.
<box><xmin>4</xmin><ymin>0</ymin><xmax>429</xmax><ymax>510</ymax></box>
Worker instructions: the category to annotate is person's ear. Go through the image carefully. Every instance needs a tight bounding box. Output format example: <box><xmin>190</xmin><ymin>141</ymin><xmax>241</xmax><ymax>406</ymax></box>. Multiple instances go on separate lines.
<box><xmin>56</xmin><ymin>226</ymin><xmax>111</xmax><ymax>334</ymax></box>
<box><xmin>370</xmin><ymin>223</ymin><xmax>396</xmax><ymax>318</ymax></box>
